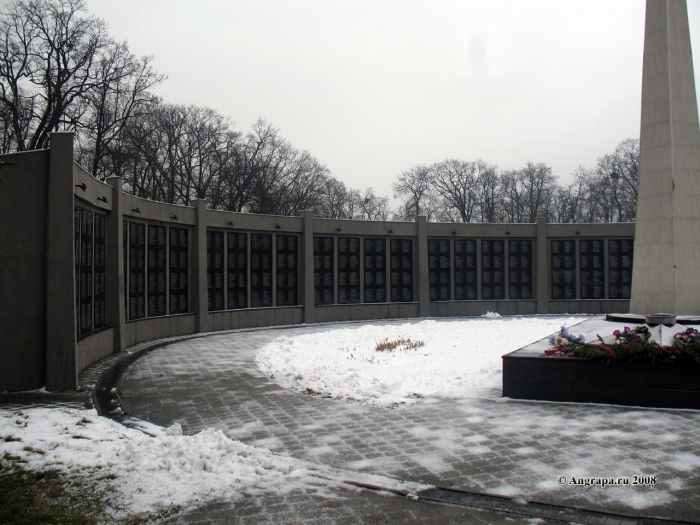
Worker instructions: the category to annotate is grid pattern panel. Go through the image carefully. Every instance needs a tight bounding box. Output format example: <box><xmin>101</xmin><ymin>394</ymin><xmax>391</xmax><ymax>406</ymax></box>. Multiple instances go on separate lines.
<box><xmin>609</xmin><ymin>239</ymin><xmax>633</xmax><ymax>299</ymax></box>
<box><xmin>128</xmin><ymin>222</ymin><xmax>146</xmax><ymax>320</ymax></box>
<box><xmin>207</xmin><ymin>231</ymin><xmax>225</xmax><ymax>311</ymax></box>
<box><xmin>93</xmin><ymin>213</ymin><xmax>106</xmax><ymax>329</ymax></box>
<box><xmin>169</xmin><ymin>228</ymin><xmax>189</xmax><ymax>314</ymax></box>
<box><xmin>508</xmin><ymin>240</ymin><xmax>533</xmax><ymax>300</ymax></box>
<box><xmin>364</xmin><ymin>238</ymin><xmax>387</xmax><ymax>303</ymax></box>
<box><xmin>338</xmin><ymin>238</ymin><xmax>360</xmax><ymax>304</ymax></box>
<box><xmin>482</xmin><ymin>240</ymin><xmax>505</xmax><ymax>300</ymax></box>
<box><xmin>428</xmin><ymin>239</ymin><xmax>451</xmax><ymax>301</ymax></box>
<box><xmin>390</xmin><ymin>239</ymin><xmax>413</xmax><ymax>302</ymax></box>
<box><xmin>551</xmin><ymin>239</ymin><xmax>576</xmax><ymax>299</ymax></box>
<box><xmin>314</xmin><ymin>237</ymin><xmax>334</xmax><ymax>305</ymax></box>
<box><xmin>148</xmin><ymin>225</ymin><xmax>167</xmax><ymax>316</ymax></box>
<box><xmin>580</xmin><ymin>239</ymin><xmax>605</xmax><ymax>299</ymax></box>
<box><xmin>454</xmin><ymin>239</ymin><xmax>477</xmax><ymax>300</ymax></box>
<box><xmin>276</xmin><ymin>235</ymin><xmax>298</xmax><ymax>306</ymax></box>
<box><xmin>227</xmin><ymin>232</ymin><xmax>247</xmax><ymax>309</ymax></box>
<box><xmin>251</xmin><ymin>234</ymin><xmax>273</xmax><ymax>307</ymax></box>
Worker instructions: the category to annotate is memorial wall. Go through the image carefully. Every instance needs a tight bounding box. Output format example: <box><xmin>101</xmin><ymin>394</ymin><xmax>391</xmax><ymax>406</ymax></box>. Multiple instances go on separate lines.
<box><xmin>0</xmin><ymin>136</ymin><xmax>635</xmax><ymax>391</ymax></box>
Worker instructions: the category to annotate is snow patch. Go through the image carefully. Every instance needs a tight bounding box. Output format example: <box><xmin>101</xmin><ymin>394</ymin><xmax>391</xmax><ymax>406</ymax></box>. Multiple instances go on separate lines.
<box><xmin>255</xmin><ymin>317</ymin><xmax>583</xmax><ymax>407</ymax></box>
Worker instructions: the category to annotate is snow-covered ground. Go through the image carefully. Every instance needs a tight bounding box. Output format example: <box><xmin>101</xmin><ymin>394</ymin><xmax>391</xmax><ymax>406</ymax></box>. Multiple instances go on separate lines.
<box><xmin>0</xmin><ymin>406</ymin><xmax>429</xmax><ymax>518</ymax></box>
<box><xmin>0</xmin><ymin>407</ymin><xmax>316</xmax><ymax>517</ymax></box>
<box><xmin>256</xmin><ymin>316</ymin><xmax>584</xmax><ymax>407</ymax></box>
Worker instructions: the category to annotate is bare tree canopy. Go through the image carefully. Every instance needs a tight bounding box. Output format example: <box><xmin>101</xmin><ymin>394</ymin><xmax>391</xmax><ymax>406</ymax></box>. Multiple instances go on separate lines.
<box><xmin>1</xmin><ymin>1</ymin><xmax>638</xmax><ymax>223</ymax></box>
<box><xmin>393</xmin><ymin>139</ymin><xmax>639</xmax><ymax>224</ymax></box>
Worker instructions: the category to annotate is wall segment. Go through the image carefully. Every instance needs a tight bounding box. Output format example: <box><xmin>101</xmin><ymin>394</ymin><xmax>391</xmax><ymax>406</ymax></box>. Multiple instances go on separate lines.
<box><xmin>0</xmin><ymin>134</ymin><xmax>635</xmax><ymax>392</ymax></box>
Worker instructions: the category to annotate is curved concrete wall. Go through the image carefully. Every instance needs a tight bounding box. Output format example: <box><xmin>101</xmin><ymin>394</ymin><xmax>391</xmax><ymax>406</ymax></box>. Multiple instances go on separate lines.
<box><xmin>0</xmin><ymin>134</ymin><xmax>635</xmax><ymax>392</ymax></box>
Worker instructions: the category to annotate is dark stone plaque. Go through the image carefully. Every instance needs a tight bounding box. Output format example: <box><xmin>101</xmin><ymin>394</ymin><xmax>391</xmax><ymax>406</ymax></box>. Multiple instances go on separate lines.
<box><xmin>93</xmin><ymin>213</ymin><xmax>106</xmax><ymax>329</ymax></box>
<box><xmin>314</xmin><ymin>237</ymin><xmax>334</xmax><ymax>305</ymax></box>
<box><xmin>551</xmin><ymin>239</ymin><xmax>576</xmax><ymax>300</ymax></box>
<box><xmin>390</xmin><ymin>239</ymin><xmax>413</xmax><ymax>302</ymax></box>
<box><xmin>609</xmin><ymin>239</ymin><xmax>634</xmax><ymax>299</ymax></box>
<box><xmin>148</xmin><ymin>225</ymin><xmax>168</xmax><ymax>316</ymax></box>
<box><xmin>207</xmin><ymin>231</ymin><xmax>225</xmax><ymax>311</ymax></box>
<box><xmin>128</xmin><ymin>221</ymin><xmax>146</xmax><ymax>320</ymax></box>
<box><xmin>251</xmin><ymin>233</ymin><xmax>273</xmax><ymax>307</ymax></box>
<box><xmin>482</xmin><ymin>240</ymin><xmax>505</xmax><ymax>300</ymax></box>
<box><xmin>75</xmin><ymin>206</ymin><xmax>107</xmax><ymax>335</ymax></box>
<box><xmin>364</xmin><ymin>237</ymin><xmax>387</xmax><ymax>303</ymax></box>
<box><xmin>429</xmin><ymin>239</ymin><xmax>451</xmax><ymax>301</ymax></box>
<box><xmin>227</xmin><ymin>232</ymin><xmax>247</xmax><ymax>309</ymax></box>
<box><xmin>276</xmin><ymin>235</ymin><xmax>298</xmax><ymax>306</ymax></box>
<box><xmin>338</xmin><ymin>237</ymin><xmax>360</xmax><ymax>304</ymax></box>
<box><xmin>580</xmin><ymin>238</ymin><xmax>604</xmax><ymax>300</ymax></box>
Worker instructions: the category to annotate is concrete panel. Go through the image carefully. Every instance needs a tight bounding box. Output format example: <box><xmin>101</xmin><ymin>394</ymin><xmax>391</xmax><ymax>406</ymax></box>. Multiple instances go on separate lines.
<box><xmin>76</xmin><ymin>328</ymin><xmax>114</xmax><ymax>374</ymax></box>
<box><xmin>125</xmin><ymin>315</ymin><xmax>196</xmax><ymax>347</ymax></box>
<box><xmin>73</xmin><ymin>164</ymin><xmax>112</xmax><ymax>212</ymax></box>
<box><xmin>46</xmin><ymin>133</ymin><xmax>78</xmax><ymax>391</ymax></box>
<box><xmin>122</xmin><ymin>194</ymin><xmax>195</xmax><ymax>225</ymax></box>
<box><xmin>0</xmin><ymin>149</ymin><xmax>50</xmax><ymax>391</ymax></box>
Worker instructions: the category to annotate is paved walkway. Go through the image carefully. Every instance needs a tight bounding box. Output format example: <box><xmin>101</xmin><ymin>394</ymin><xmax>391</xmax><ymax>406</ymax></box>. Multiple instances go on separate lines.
<box><xmin>115</xmin><ymin>318</ymin><xmax>700</xmax><ymax>524</ymax></box>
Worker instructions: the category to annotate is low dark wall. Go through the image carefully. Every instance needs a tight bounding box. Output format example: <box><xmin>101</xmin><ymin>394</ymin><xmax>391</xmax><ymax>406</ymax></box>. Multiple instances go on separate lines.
<box><xmin>125</xmin><ymin>315</ymin><xmax>197</xmax><ymax>347</ymax></box>
<box><xmin>503</xmin><ymin>354</ymin><xmax>700</xmax><ymax>410</ymax></box>
<box><xmin>0</xmin><ymin>150</ymin><xmax>50</xmax><ymax>391</ymax></box>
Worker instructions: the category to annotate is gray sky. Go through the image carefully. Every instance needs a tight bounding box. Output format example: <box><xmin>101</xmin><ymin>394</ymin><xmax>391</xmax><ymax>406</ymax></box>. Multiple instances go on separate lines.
<box><xmin>86</xmin><ymin>1</ymin><xmax>700</xmax><ymax>197</ymax></box>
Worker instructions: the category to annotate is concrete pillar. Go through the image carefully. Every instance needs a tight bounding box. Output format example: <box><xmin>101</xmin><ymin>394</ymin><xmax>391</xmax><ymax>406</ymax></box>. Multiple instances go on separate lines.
<box><xmin>630</xmin><ymin>0</ymin><xmax>700</xmax><ymax>315</ymax></box>
<box><xmin>45</xmin><ymin>132</ymin><xmax>77</xmax><ymax>391</ymax></box>
<box><xmin>416</xmin><ymin>216</ymin><xmax>430</xmax><ymax>317</ymax></box>
<box><xmin>536</xmin><ymin>216</ymin><xmax>549</xmax><ymax>314</ymax></box>
<box><xmin>105</xmin><ymin>177</ymin><xmax>126</xmax><ymax>353</ymax></box>
<box><xmin>301</xmin><ymin>210</ymin><xmax>315</xmax><ymax>323</ymax></box>
<box><xmin>193</xmin><ymin>199</ymin><xmax>209</xmax><ymax>333</ymax></box>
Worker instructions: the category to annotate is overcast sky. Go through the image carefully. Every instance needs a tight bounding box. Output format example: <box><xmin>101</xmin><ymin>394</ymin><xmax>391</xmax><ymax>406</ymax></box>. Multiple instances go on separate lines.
<box><xmin>83</xmin><ymin>1</ymin><xmax>700</xmax><ymax>197</ymax></box>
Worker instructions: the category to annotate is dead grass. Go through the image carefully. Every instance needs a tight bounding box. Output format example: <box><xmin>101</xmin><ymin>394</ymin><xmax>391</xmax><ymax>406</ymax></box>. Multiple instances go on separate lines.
<box><xmin>375</xmin><ymin>337</ymin><xmax>425</xmax><ymax>351</ymax></box>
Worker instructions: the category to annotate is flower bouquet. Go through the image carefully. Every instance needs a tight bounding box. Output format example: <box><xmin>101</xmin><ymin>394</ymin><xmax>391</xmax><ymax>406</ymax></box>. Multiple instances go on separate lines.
<box><xmin>544</xmin><ymin>325</ymin><xmax>700</xmax><ymax>365</ymax></box>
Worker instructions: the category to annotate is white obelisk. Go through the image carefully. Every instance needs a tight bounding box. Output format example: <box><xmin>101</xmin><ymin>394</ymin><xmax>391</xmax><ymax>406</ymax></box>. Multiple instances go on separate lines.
<box><xmin>630</xmin><ymin>0</ymin><xmax>700</xmax><ymax>315</ymax></box>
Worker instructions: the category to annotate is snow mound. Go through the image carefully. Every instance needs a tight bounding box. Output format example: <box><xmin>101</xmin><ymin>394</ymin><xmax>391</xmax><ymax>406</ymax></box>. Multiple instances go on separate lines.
<box><xmin>255</xmin><ymin>317</ymin><xmax>583</xmax><ymax>407</ymax></box>
<box><xmin>0</xmin><ymin>407</ymin><xmax>332</xmax><ymax>517</ymax></box>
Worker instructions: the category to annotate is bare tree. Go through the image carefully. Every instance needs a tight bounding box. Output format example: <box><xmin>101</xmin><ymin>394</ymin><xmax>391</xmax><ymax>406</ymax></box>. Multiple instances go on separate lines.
<box><xmin>347</xmin><ymin>187</ymin><xmax>389</xmax><ymax>221</ymax></box>
<box><xmin>594</xmin><ymin>138</ymin><xmax>638</xmax><ymax>222</ymax></box>
<box><xmin>75</xmin><ymin>40</ymin><xmax>164</xmax><ymax>179</ymax></box>
<box><xmin>0</xmin><ymin>0</ymin><xmax>110</xmax><ymax>151</ymax></box>
<box><xmin>393</xmin><ymin>164</ymin><xmax>437</xmax><ymax>220</ymax></box>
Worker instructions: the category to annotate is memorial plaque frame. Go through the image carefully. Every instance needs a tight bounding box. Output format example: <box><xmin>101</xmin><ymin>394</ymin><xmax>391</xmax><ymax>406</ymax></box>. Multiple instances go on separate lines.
<box><xmin>551</xmin><ymin>239</ymin><xmax>577</xmax><ymax>300</ymax></box>
<box><xmin>79</xmin><ymin>207</ymin><xmax>94</xmax><ymax>334</ymax></box>
<box><xmin>128</xmin><ymin>221</ymin><xmax>146</xmax><ymax>320</ymax></box>
<box><xmin>207</xmin><ymin>231</ymin><xmax>225</xmax><ymax>311</ymax></box>
<box><xmin>74</xmin><ymin>207</ymin><xmax>80</xmax><ymax>334</ymax></box>
<box><xmin>148</xmin><ymin>225</ymin><xmax>167</xmax><ymax>317</ymax></box>
<box><xmin>169</xmin><ymin>227</ymin><xmax>189</xmax><ymax>314</ymax></box>
<box><xmin>454</xmin><ymin>239</ymin><xmax>477</xmax><ymax>300</ymax></box>
<box><xmin>428</xmin><ymin>239</ymin><xmax>451</xmax><ymax>301</ymax></box>
<box><xmin>251</xmin><ymin>233</ymin><xmax>273</xmax><ymax>307</ymax></box>
<box><xmin>314</xmin><ymin>237</ymin><xmax>334</xmax><ymax>305</ymax></box>
<box><xmin>123</xmin><ymin>219</ymin><xmax>128</xmax><ymax>316</ymax></box>
<box><xmin>390</xmin><ymin>238</ymin><xmax>414</xmax><ymax>302</ymax></box>
<box><xmin>227</xmin><ymin>232</ymin><xmax>247</xmax><ymax>309</ymax></box>
<box><xmin>579</xmin><ymin>239</ymin><xmax>605</xmax><ymax>300</ymax></box>
<box><xmin>338</xmin><ymin>237</ymin><xmax>361</xmax><ymax>304</ymax></box>
<box><xmin>482</xmin><ymin>240</ymin><xmax>505</xmax><ymax>300</ymax></box>
<box><xmin>364</xmin><ymin>237</ymin><xmax>387</xmax><ymax>303</ymax></box>
<box><xmin>508</xmin><ymin>239</ymin><xmax>533</xmax><ymax>300</ymax></box>
<box><xmin>93</xmin><ymin>213</ymin><xmax>106</xmax><ymax>329</ymax></box>
<box><xmin>609</xmin><ymin>239</ymin><xmax>633</xmax><ymax>299</ymax></box>
<box><xmin>276</xmin><ymin>234</ymin><xmax>298</xmax><ymax>306</ymax></box>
